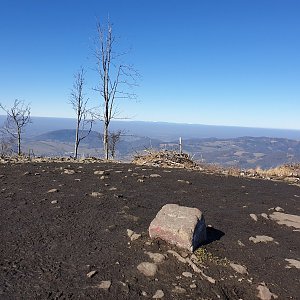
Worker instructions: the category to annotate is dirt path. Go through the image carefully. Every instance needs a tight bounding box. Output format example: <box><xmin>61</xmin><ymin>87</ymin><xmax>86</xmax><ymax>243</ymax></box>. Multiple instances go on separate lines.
<box><xmin>0</xmin><ymin>162</ymin><xmax>299</xmax><ymax>299</ymax></box>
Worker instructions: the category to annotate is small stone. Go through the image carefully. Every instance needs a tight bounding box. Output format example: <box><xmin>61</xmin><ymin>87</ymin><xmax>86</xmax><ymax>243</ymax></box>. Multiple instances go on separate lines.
<box><xmin>230</xmin><ymin>263</ymin><xmax>248</xmax><ymax>274</ymax></box>
<box><xmin>249</xmin><ymin>235</ymin><xmax>274</xmax><ymax>243</ymax></box>
<box><xmin>182</xmin><ymin>271</ymin><xmax>193</xmax><ymax>278</ymax></box>
<box><xmin>238</xmin><ymin>240</ymin><xmax>245</xmax><ymax>247</ymax></box>
<box><xmin>257</xmin><ymin>282</ymin><xmax>278</xmax><ymax>300</ymax></box>
<box><xmin>98</xmin><ymin>280</ymin><xmax>111</xmax><ymax>289</ymax></box>
<box><xmin>145</xmin><ymin>252</ymin><xmax>166</xmax><ymax>263</ymax></box>
<box><xmin>87</xmin><ymin>270</ymin><xmax>97</xmax><ymax>278</ymax></box>
<box><xmin>64</xmin><ymin>169</ymin><xmax>75</xmax><ymax>174</ymax></box>
<box><xmin>137</xmin><ymin>262</ymin><xmax>158</xmax><ymax>277</ymax></box>
<box><xmin>47</xmin><ymin>188</ymin><xmax>58</xmax><ymax>193</ymax></box>
<box><xmin>90</xmin><ymin>192</ymin><xmax>103</xmax><ymax>198</ymax></box>
<box><xmin>152</xmin><ymin>289</ymin><xmax>164</xmax><ymax>299</ymax></box>
<box><xmin>250</xmin><ymin>214</ymin><xmax>258</xmax><ymax>221</ymax></box>
<box><xmin>94</xmin><ymin>170</ymin><xmax>105</xmax><ymax>175</ymax></box>
<box><xmin>172</xmin><ymin>286</ymin><xmax>186</xmax><ymax>294</ymax></box>
<box><xmin>275</xmin><ymin>206</ymin><xmax>284</xmax><ymax>212</ymax></box>
<box><xmin>167</xmin><ymin>250</ymin><xmax>187</xmax><ymax>264</ymax></box>
<box><xmin>51</xmin><ymin>200</ymin><xmax>58</xmax><ymax>204</ymax></box>
<box><xmin>261</xmin><ymin>213</ymin><xmax>269</xmax><ymax>219</ymax></box>
<box><xmin>137</xmin><ymin>179</ymin><xmax>144</xmax><ymax>183</ymax></box>
<box><xmin>190</xmin><ymin>283</ymin><xmax>197</xmax><ymax>289</ymax></box>
<box><xmin>285</xmin><ymin>258</ymin><xmax>300</xmax><ymax>269</ymax></box>
<box><xmin>150</xmin><ymin>174</ymin><xmax>161</xmax><ymax>178</ymax></box>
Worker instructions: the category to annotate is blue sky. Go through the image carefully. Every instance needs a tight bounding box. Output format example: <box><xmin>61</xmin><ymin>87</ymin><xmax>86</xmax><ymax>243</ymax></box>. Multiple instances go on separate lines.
<box><xmin>0</xmin><ymin>0</ymin><xmax>299</xmax><ymax>129</ymax></box>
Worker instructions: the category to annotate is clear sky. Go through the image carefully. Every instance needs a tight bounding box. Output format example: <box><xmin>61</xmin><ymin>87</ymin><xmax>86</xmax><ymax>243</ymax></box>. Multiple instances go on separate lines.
<box><xmin>0</xmin><ymin>0</ymin><xmax>299</xmax><ymax>129</ymax></box>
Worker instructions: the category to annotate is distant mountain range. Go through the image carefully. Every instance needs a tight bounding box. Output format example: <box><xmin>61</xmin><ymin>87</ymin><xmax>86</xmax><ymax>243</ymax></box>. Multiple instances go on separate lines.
<box><xmin>1</xmin><ymin>116</ymin><xmax>300</xmax><ymax>169</ymax></box>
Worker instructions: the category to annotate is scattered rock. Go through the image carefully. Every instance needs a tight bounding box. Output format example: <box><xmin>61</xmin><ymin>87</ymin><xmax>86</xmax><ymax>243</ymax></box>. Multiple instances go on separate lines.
<box><xmin>149</xmin><ymin>204</ymin><xmax>206</xmax><ymax>252</ymax></box>
<box><xmin>167</xmin><ymin>250</ymin><xmax>187</xmax><ymax>264</ymax></box>
<box><xmin>230</xmin><ymin>263</ymin><xmax>248</xmax><ymax>274</ymax></box>
<box><xmin>87</xmin><ymin>270</ymin><xmax>97</xmax><ymax>278</ymax></box>
<box><xmin>275</xmin><ymin>206</ymin><xmax>284</xmax><ymax>212</ymax></box>
<box><xmin>190</xmin><ymin>283</ymin><xmax>197</xmax><ymax>289</ymax></box>
<box><xmin>47</xmin><ymin>188</ymin><xmax>58</xmax><ymax>193</ymax></box>
<box><xmin>182</xmin><ymin>271</ymin><xmax>193</xmax><ymax>278</ymax></box>
<box><xmin>127</xmin><ymin>229</ymin><xmax>141</xmax><ymax>241</ymax></box>
<box><xmin>250</xmin><ymin>214</ymin><xmax>258</xmax><ymax>221</ymax></box>
<box><xmin>257</xmin><ymin>282</ymin><xmax>278</xmax><ymax>300</ymax></box>
<box><xmin>64</xmin><ymin>169</ymin><xmax>75</xmax><ymax>174</ymax></box>
<box><xmin>97</xmin><ymin>280</ymin><xmax>111</xmax><ymax>290</ymax></box>
<box><xmin>249</xmin><ymin>235</ymin><xmax>274</xmax><ymax>243</ymax></box>
<box><xmin>285</xmin><ymin>258</ymin><xmax>300</xmax><ymax>269</ymax></box>
<box><xmin>51</xmin><ymin>200</ymin><xmax>58</xmax><ymax>204</ymax></box>
<box><xmin>269</xmin><ymin>212</ymin><xmax>300</xmax><ymax>229</ymax></box>
<box><xmin>145</xmin><ymin>252</ymin><xmax>166</xmax><ymax>263</ymax></box>
<box><xmin>152</xmin><ymin>289</ymin><xmax>164</xmax><ymax>299</ymax></box>
<box><xmin>150</xmin><ymin>174</ymin><xmax>161</xmax><ymax>178</ymax></box>
<box><xmin>94</xmin><ymin>170</ymin><xmax>106</xmax><ymax>175</ymax></box>
<box><xmin>261</xmin><ymin>213</ymin><xmax>269</xmax><ymax>219</ymax></box>
<box><xmin>137</xmin><ymin>262</ymin><xmax>158</xmax><ymax>277</ymax></box>
<box><xmin>90</xmin><ymin>192</ymin><xmax>103</xmax><ymax>198</ymax></box>
<box><xmin>172</xmin><ymin>286</ymin><xmax>186</xmax><ymax>294</ymax></box>
<box><xmin>238</xmin><ymin>240</ymin><xmax>245</xmax><ymax>247</ymax></box>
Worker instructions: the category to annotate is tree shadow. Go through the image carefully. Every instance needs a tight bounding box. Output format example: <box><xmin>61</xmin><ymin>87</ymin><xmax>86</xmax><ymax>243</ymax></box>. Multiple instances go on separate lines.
<box><xmin>202</xmin><ymin>227</ymin><xmax>225</xmax><ymax>246</ymax></box>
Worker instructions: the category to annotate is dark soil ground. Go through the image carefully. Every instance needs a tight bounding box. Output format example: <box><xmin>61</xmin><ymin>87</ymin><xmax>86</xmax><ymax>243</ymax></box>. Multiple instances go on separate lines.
<box><xmin>0</xmin><ymin>162</ymin><xmax>299</xmax><ymax>299</ymax></box>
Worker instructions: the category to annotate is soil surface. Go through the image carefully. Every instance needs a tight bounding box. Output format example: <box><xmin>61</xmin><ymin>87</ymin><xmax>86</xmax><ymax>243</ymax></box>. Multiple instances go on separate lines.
<box><xmin>0</xmin><ymin>162</ymin><xmax>299</xmax><ymax>299</ymax></box>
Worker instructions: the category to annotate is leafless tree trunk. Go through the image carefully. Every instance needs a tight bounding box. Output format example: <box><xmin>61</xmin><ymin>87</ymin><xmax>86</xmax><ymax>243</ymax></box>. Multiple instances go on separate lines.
<box><xmin>70</xmin><ymin>67</ymin><xmax>94</xmax><ymax>159</ymax></box>
<box><xmin>94</xmin><ymin>19</ymin><xmax>138</xmax><ymax>160</ymax></box>
<box><xmin>109</xmin><ymin>130</ymin><xmax>122</xmax><ymax>159</ymax></box>
<box><xmin>0</xmin><ymin>99</ymin><xmax>31</xmax><ymax>156</ymax></box>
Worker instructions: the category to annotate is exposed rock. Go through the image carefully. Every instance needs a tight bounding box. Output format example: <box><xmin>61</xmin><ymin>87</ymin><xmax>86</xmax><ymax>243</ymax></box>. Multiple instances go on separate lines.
<box><xmin>261</xmin><ymin>213</ymin><xmax>269</xmax><ymax>219</ymax></box>
<box><xmin>137</xmin><ymin>262</ymin><xmax>158</xmax><ymax>277</ymax></box>
<box><xmin>150</xmin><ymin>174</ymin><xmax>161</xmax><ymax>178</ymax></box>
<box><xmin>152</xmin><ymin>289</ymin><xmax>164</xmax><ymax>299</ymax></box>
<box><xmin>86</xmin><ymin>270</ymin><xmax>97</xmax><ymax>278</ymax></box>
<box><xmin>64</xmin><ymin>169</ymin><xmax>75</xmax><ymax>174</ymax></box>
<box><xmin>275</xmin><ymin>206</ymin><xmax>284</xmax><ymax>212</ymax></box>
<box><xmin>149</xmin><ymin>204</ymin><xmax>206</xmax><ymax>252</ymax></box>
<box><xmin>167</xmin><ymin>250</ymin><xmax>187</xmax><ymax>264</ymax></box>
<box><xmin>182</xmin><ymin>271</ymin><xmax>193</xmax><ymax>278</ymax></box>
<box><xmin>249</xmin><ymin>235</ymin><xmax>274</xmax><ymax>243</ymax></box>
<box><xmin>94</xmin><ymin>170</ymin><xmax>105</xmax><ymax>175</ymax></box>
<box><xmin>145</xmin><ymin>252</ymin><xmax>166</xmax><ymax>263</ymax></box>
<box><xmin>90</xmin><ymin>192</ymin><xmax>103</xmax><ymax>198</ymax></box>
<box><xmin>172</xmin><ymin>286</ymin><xmax>186</xmax><ymax>294</ymax></box>
<box><xmin>127</xmin><ymin>229</ymin><xmax>141</xmax><ymax>241</ymax></box>
<box><xmin>257</xmin><ymin>283</ymin><xmax>278</xmax><ymax>300</ymax></box>
<box><xmin>285</xmin><ymin>258</ymin><xmax>300</xmax><ymax>269</ymax></box>
<box><xmin>230</xmin><ymin>263</ymin><xmax>248</xmax><ymax>274</ymax></box>
<box><xmin>250</xmin><ymin>214</ymin><xmax>258</xmax><ymax>221</ymax></box>
<box><xmin>47</xmin><ymin>188</ymin><xmax>58</xmax><ymax>193</ymax></box>
<box><xmin>269</xmin><ymin>212</ymin><xmax>300</xmax><ymax>229</ymax></box>
<box><xmin>97</xmin><ymin>280</ymin><xmax>111</xmax><ymax>290</ymax></box>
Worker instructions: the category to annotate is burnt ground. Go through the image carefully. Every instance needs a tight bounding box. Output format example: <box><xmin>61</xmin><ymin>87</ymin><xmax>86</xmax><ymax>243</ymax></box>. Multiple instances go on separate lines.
<box><xmin>0</xmin><ymin>162</ymin><xmax>299</xmax><ymax>299</ymax></box>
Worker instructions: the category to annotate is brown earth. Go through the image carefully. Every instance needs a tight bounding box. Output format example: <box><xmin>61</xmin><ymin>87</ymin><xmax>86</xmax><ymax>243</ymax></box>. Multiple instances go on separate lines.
<box><xmin>0</xmin><ymin>162</ymin><xmax>299</xmax><ymax>299</ymax></box>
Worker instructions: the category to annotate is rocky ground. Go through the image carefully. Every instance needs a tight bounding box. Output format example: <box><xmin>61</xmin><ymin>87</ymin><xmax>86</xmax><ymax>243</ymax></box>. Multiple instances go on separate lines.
<box><xmin>0</xmin><ymin>161</ymin><xmax>299</xmax><ymax>299</ymax></box>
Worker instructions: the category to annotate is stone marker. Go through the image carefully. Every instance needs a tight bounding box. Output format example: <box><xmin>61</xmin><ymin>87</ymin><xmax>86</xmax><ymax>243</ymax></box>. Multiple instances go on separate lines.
<box><xmin>149</xmin><ymin>204</ymin><xmax>206</xmax><ymax>252</ymax></box>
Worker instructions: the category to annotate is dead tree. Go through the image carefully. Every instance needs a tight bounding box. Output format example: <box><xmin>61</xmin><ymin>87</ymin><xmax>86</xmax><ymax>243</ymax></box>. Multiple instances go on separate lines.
<box><xmin>94</xmin><ymin>19</ymin><xmax>138</xmax><ymax>160</ymax></box>
<box><xmin>70</xmin><ymin>67</ymin><xmax>94</xmax><ymax>159</ymax></box>
<box><xmin>0</xmin><ymin>99</ymin><xmax>31</xmax><ymax>156</ymax></box>
<box><xmin>109</xmin><ymin>130</ymin><xmax>122</xmax><ymax>159</ymax></box>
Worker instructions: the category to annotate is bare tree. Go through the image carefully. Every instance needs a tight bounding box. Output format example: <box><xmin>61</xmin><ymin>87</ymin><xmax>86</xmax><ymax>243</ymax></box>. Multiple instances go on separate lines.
<box><xmin>108</xmin><ymin>130</ymin><xmax>122</xmax><ymax>159</ymax></box>
<box><xmin>94</xmin><ymin>19</ymin><xmax>138</xmax><ymax>159</ymax></box>
<box><xmin>0</xmin><ymin>99</ymin><xmax>31</xmax><ymax>156</ymax></box>
<box><xmin>70</xmin><ymin>67</ymin><xmax>94</xmax><ymax>159</ymax></box>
